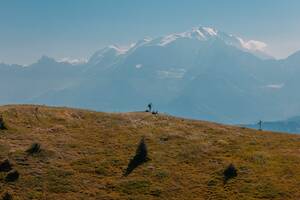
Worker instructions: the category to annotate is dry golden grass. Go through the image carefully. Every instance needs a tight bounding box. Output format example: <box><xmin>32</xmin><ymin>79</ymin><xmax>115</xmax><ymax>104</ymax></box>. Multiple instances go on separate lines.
<box><xmin>0</xmin><ymin>105</ymin><xmax>300</xmax><ymax>199</ymax></box>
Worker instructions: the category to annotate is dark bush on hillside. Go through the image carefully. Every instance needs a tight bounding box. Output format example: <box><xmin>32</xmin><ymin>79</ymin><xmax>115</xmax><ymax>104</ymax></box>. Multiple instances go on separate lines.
<box><xmin>124</xmin><ymin>137</ymin><xmax>150</xmax><ymax>176</ymax></box>
<box><xmin>26</xmin><ymin>143</ymin><xmax>41</xmax><ymax>155</ymax></box>
<box><xmin>2</xmin><ymin>192</ymin><xmax>12</xmax><ymax>200</ymax></box>
<box><xmin>5</xmin><ymin>170</ymin><xmax>19</xmax><ymax>182</ymax></box>
<box><xmin>0</xmin><ymin>159</ymin><xmax>12</xmax><ymax>172</ymax></box>
<box><xmin>0</xmin><ymin>116</ymin><xmax>7</xmax><ymax>130</ymax></box>
<box><xmin>223</xmin><ymin>164</ymin><xmax>237</xmax><ymax>183</ymax></box>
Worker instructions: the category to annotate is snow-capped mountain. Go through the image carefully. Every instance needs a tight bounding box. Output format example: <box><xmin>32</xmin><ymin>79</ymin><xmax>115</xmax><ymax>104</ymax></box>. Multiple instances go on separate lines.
<box><xmin>0</xmin><ymin>26</ymin><xmax>299</xmax><ymax>124</ymax></box>
<box><xmin>147</xmin><ymin>26</ymin><xmax>266</xmax><ymax>54</ymax></box>
<box><xmin>89</xmin><ymin>26</ymin><xmax>271</xmax><ymax>65</ymax></box>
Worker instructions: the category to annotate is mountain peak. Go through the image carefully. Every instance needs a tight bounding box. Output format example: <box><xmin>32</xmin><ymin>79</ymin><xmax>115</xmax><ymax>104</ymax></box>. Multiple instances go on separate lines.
<box><xmin>191</xmin><ymin>26</ymin><xmax>218</xmax><ymax>37</ymax></box>
<box><xmin>89</xmin><ymin>26</ymin><xmax>272</xmax><ymax>65</ymax></box>
<box><xmin>155</xmin><ymin>26</ymin><xmax>219</xmax><ymax>46</ymax></box>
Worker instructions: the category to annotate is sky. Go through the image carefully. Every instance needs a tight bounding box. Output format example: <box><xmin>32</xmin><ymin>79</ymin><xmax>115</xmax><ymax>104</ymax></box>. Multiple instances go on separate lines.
<box><xmin>1</xmin><ymin>0</ymin><xmax>300</xmax><ymax>64</ymax></box>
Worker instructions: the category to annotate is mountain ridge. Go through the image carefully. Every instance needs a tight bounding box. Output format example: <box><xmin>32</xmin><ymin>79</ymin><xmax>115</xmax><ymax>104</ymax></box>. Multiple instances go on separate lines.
<box><xmin>1</xmin><ymin>26</ymin><xmax>300</xmax><ymax>124</ymax></box>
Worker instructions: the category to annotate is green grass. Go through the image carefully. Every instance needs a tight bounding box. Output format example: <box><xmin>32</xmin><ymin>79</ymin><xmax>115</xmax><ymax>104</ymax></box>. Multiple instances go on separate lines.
<box><xmin>0</xmin><ymin>105</ymin><xmax>300</xmax><ymax>199</ymax></box>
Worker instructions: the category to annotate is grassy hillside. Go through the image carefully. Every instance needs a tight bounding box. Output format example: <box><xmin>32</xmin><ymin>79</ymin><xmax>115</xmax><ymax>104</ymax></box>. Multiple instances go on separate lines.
<box><xmin>0</xmin><ymin>105</ymin><xmax>300</xmax><ymax>199</ymax></box>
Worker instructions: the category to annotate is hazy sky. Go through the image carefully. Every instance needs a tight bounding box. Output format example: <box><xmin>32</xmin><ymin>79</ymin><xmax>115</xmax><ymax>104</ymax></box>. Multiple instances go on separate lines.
<box><xmin>1</xmin><ymin>0</ymin><xmax>300</xmax><ymax>64</ymax></box>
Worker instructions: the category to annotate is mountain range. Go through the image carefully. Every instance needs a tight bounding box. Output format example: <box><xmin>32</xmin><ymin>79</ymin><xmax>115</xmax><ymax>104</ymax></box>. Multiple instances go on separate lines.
<box><xmin>2</xmin><ymin>26</ymin><xmax>300</xmax><ymax>124</ymax></box>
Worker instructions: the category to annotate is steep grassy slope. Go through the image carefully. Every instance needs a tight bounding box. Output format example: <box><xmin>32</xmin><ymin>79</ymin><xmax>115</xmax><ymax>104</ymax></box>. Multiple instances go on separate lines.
<box><xmin>0</xmin><ymin>105</ymin><xmax>300</xmax><ymax>199</ymax></box>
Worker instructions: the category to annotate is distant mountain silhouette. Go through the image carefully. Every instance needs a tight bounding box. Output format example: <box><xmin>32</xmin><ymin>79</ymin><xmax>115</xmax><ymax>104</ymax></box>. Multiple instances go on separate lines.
<box><xmin>1</xmin><ymin>26</ymin><xmax>300</xmax><ymax>124</ymax></box>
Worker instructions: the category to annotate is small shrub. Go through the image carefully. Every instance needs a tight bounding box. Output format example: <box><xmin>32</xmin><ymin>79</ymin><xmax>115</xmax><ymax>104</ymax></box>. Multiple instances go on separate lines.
<box><xmin>0</xmin><ymin>159</ymin><xmax>12</xmax><ymax>172</ymax></box>
<box><xmin>5</xmin><ymin>170</ymin><xmax>19</xmax><ymax>182</ymax></box>
<box><xmin>223</xmin><ymin>164</ymin><xmax>237</xmax><ymax>183</ymax></box>
<box><xmin>124</xmin><ymin>137</ymin><xmax>150</xmax><ymax>176</ymax></box>
<box><xmin>26</xmin><ymin>143</ymin><xmax>41</xmax><ymax>155</ymax></box>
<box><xmin>2</xmin><ymin>192</ymin><xmax>12</xmax><ymax>200</ymax></box>
<box><xmin>0</xmin><ymin>116</ymin><xmax>7</xmax><ymax>130</ymax></box>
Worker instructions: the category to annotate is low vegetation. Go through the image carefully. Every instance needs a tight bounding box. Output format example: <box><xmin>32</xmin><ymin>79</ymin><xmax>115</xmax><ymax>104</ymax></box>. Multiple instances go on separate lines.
<box><xmin>0</xmin><ymin>105</ymin><xmax>300</xmax><ymax>199</ymax></box>
<box><xmin>2</xmin><ymin>192</ymin><xmax>12</xmax><ymax>200</ymax></box>
<box><xmin>5</xmin><ymin>169</ymin><xmax>19</xmax><ymax>182</ymax></box>
<box><xmin>223</xmin><ymin>164</ymin><xmax>238</xmax><ymax>184</ymax></box>
<box><xmin>0</xmin><ymin>159</ymin><xmax>12</xmax><ymax>172</ymax></box>
<box><xmin>0</xmin><ymin>115</ymin><xmax>7</xmax><ymax>130</ymax></box>
<box><xmin>26</xmin><ymin>143</ymin><xmax>41</xmax><ymax>155</ymax></box>
<box><xmin>124</xmin><ymin>137</ymin><xmax>150</xmax><ymax>176</ymax></box>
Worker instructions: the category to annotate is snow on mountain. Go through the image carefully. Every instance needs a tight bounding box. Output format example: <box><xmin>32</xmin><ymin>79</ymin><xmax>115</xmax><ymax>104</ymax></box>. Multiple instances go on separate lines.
<box><xmin>238</xmin><ymin>38</ymin><xmax>267</xmax><ymax>52</ymax></box>
<box><xmin>157</xmin><ymin>26</ymin><xmax>271</xmax><ymax>59</ymax></box>
<box><xmin>89</xmin><ymin>26</ymin><xmax>272</xmax><ymax>64</ymax></box>
<box><xmin>57</xmin><ymin>57</ymin><xmax>87</xmax><ymax>65</ymax></box>
<box><xmin>156</xmin><ymin>26</ymin><xmax>220</xmax><ymax>46</ymax></box>
<box><xmin>88</xmin><ymin>44</ymin><xmax>135</xmax><ymax>66</ymax></box>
